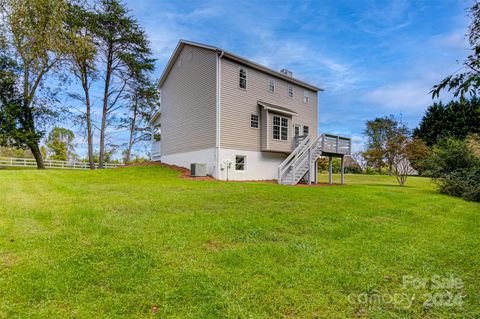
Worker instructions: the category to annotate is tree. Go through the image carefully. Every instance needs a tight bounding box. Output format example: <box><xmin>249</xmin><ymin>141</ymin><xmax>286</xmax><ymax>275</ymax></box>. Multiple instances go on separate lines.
<box><xmin>424</xmin><ymin>136</ymin><xmax>480</xmax><ymax>202</ymax></box>
<box><xmin>93</xmin><ymin>0</ymin><xmax>155</xmax><ymax>168</ymax></box>
<box><xmin>121</xmin><ymin>80</ymin><xmax>159</xmax><ymax>164</ymax></box>
<box><xmin>45</xmin><ymin>127</ymin><xmax>75</xmax><ymax>161</ymax></box>
<box><xmin>432</xmin><ymin>3</ymin><xmax>480</xmax><ymax>98</ymax></box>
<box><xmin>350</xmin><ymin>152</ymin><xmax>368</xmax><ymax>173</ymax></box>
<box><xmin>0</xmin><ymin>0</ymin><xmax>73</xmax><ymax>168</ymax></box>
<box><xmin>391</xmin><ymin>135</ymin><xmax>424</xmax><ymax>186</ymax></box>
<box><xmin>65</xmin><ymin>2</ymin><xmax>97</xmax><ymax>169</ymax></box>
<box><xmin>413</xmin><ymin>99</ymin><xmax>480</xmax><ymax>146</ymax></box>
<box><xmin>0</xmin><ymin>146</ymin><xmax>33</xmax><ymax>158</ymax></box>
<box><xmin>362</xmin><ymin>115</ymin><xmax>409</xmax><ymax>174</ymax></box>
<box><xmin>404</xmin><ymin>138</ymin><xmax>430</xmax><ymax>174</ymax></box>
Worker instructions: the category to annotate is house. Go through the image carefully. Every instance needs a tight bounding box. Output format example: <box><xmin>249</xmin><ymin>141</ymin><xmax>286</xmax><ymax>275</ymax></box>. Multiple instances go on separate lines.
<box><xmin>150</xmin><ymin>40</ymin><xmax>351</xmax><ymax>184</ymax></box>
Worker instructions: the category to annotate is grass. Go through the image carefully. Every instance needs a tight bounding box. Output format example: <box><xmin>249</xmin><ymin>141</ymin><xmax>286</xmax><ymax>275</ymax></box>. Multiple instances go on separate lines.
<box><xmin>0</xmin><ymin>166</ymin><xmax>479</xmax><ymax>318</ymax></box>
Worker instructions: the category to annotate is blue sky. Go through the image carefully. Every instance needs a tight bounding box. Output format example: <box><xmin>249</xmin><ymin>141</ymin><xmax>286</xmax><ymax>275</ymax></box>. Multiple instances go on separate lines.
<box><xmin>69</xmin><ymin>0</ymin><xmax>471</xmax><ymax>156</ymax></box>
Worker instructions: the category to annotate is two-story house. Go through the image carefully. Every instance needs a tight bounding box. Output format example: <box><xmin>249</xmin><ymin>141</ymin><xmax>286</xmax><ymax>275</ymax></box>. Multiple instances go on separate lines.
<box><xmin>150</xmin><ymin>40</ymin><xmax>351</xmax><ymax>184</ymax></box>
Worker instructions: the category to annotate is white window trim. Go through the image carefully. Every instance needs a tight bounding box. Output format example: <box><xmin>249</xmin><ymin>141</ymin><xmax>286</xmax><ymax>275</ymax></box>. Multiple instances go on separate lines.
<box><xmin>288</xmin><ymin>85</ymin><xmax>294</xmax><ymax>98</ymax></box>
<box><xmin>273</xmin><ymin>115</ymin><xmax>288</xmax><ymax>141</ymax></box>
<box><xmin>303</xmin><ymin>90</ymin><xmax>309</xmax><ymax>103</ymax></box>
<box><xmin>235</xmin><ymin>155</ymin><xmax>246</xmax><ymax>171</ymax></box>
<box><xmin>303</xmin><ymin>125</ymin><xmax>309</xmax><ymax>136</ymax></box>
<box><xmin>250</xmin><ymin>114</ymin><xmax>259</xmax><ymax>129</ymax></box>
<box><xmin>268</xmin><ymin>78</ymin><xmax>275</xmax><ymax>93</ymax></box>
<box><xmin>239</xmin><ymin>67</ymin><xmax>247</xmax><ymax>90</ymax></box>
<box><xmin>294</xmin><ymin>124</ymin><xmax>301</xmax><ymax>137</ymax></box>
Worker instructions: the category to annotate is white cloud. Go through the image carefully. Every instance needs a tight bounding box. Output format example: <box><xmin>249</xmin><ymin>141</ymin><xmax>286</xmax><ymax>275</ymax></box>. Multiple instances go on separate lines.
<box><xmin>430</xmin><ymin>30</ymin><xmax>468</xmax><ymax>50</ymax></box>
<box><xmin>246</xmin><ymin>38</ymin><xmax>362</xmax><ymax>93</ymax></box>
<box><xmin>355</xmin><ymin>0</ymin><xmax>414</xmax><ymax>36</ymax></box>
<box><xmin>363</xmin><ymin>80</ymin><xmax>435</xmax><ymax>112</ymax></box>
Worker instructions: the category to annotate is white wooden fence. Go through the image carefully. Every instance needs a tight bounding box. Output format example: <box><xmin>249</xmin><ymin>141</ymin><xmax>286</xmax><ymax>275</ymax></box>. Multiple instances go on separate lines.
<box><xmin>0</xmin><ymin>157</ymin><xmax>123</xmax><ymax>169</ymax></box>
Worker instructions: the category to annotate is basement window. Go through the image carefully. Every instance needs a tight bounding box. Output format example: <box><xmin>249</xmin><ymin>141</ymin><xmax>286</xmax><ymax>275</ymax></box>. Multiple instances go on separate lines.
<box><xmin>250</xmin><ymin>114</ymin><xmax>259</xmax><ymax>128</ymax></box>
<box><xmin>239</xmin><ymin>67</ymin><xmax>247</xmax><ymax>89</ymax></box>
<box><xmin>235</xmin><ymin>155</ymin><xmax>246</xmax><ymax>171</ymax></box>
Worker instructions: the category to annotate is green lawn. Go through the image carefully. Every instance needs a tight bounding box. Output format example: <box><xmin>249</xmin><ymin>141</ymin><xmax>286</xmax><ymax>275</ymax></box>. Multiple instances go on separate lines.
<box><xmin>0</xmin><ymin>166</ymin><xmax>479</xmax><ymax>318</ymax></box>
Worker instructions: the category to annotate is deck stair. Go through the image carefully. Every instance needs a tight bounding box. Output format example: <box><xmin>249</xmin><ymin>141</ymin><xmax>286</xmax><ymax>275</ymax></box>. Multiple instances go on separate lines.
<box><xmin>278</xmin><ymin>134</ymin><xmax>351</xmax><ymax>185</ymax></box>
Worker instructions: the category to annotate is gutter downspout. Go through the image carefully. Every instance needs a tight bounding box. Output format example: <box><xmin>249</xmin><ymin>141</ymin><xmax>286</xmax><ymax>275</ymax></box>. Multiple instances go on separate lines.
<box><xmin>215</xmin><ymin>50</ymin><xmax>224</xmax><ymax>179</ymax></box>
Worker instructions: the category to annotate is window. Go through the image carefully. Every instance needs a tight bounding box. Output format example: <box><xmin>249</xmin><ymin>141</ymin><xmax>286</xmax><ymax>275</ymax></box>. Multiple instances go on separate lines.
<box><xmin>303</xmin><ymin>125</ymin><xmax>309</xmax><ymax>136</ymax></box>
<box><xmin>273</xmin><ymin>115</ymin><xmax>288</xmax><ymax>141</ymax></box>
<box><xmin>281</xmin><ymin>118</ymin><xmax>288</xmax><ymax>140</ymax></box>
<box><xmin>239</xmin><ymin>68</ymin><xmax>247</xmax><ymax>89</ymax></box>
<box><xmin>250</xmin><ymin>114</ymin><xmax>259</xmax><ymax>128</ymax></box>
<box><xmin>268</xmin><ymin>78</ymin><xmax>275</xmax><ymax>92</ymax></box>
<box><xmin>273</xmin><ymin>116</ymin><xmax>280</xmax><ymax>140</ymax></box>
<box><xmin>153</xmin><ymin>125</ymin><xmax>161</xmax><ymax>141</ymax></box>
<box><xmin>235</xmin><ymin>155</ymin><xmax>246</xmax><ymax>170</ymax></box>
<box><xmin>294</xmin><ymin>125</ymin><xmax>300</xmax><ymax>137</ymax></box>
<box><xmin>288</xmin><ymin>85</ymin><xmax>294</xmax><ymax>98</ymax></box>
<box><xmin>303</xmin><ymin>90</ymin><xmax>309</xmax><ymax>103</ymax></box>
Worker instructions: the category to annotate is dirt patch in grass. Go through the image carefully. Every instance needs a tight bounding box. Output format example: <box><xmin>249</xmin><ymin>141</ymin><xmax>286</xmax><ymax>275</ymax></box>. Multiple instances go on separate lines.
<box><xmin>123</xmin><ymin>162</ymin><xmax>345</xmax><ymax>186</ymax></box>
<box><xmin>0</xmin><ymin>253</ymin><xmax>17</xmax><ymax>271</ymax></box>
<box><xmin>123</xmin><ymin>162</ymin><xmax>214</xmax><ymax>180</ymax></box>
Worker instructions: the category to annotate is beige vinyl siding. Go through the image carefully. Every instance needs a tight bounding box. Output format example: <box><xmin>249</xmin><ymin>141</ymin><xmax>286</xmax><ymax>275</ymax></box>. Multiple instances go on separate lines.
<box><xmin>220</xmin><ymin>58</ymin><xmax>318</xmax><ymax>153</ymax></box>
<box><xmin>160</xmin><ymin>45</ymin><xmax>217</xmax><ymax>155</ymax></box>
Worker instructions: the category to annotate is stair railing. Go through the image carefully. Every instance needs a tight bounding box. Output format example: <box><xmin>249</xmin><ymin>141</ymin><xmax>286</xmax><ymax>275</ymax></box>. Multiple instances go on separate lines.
<box><xmin>280</xmin><ymin>135</ymin><xmax>323</xmax><ymax>185</ymax></box>
<box><xmin>278</xmin><ymin>135</ymin><xmax>311</xmax><ymax>183</ymax></box>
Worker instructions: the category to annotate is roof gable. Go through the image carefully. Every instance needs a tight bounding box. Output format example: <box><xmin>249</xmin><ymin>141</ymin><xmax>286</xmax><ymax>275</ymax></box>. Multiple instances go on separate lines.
<box><xmin>158</xmin><ymin>40</ymin><xmax>322</xmax><ymax>92</ymax></box>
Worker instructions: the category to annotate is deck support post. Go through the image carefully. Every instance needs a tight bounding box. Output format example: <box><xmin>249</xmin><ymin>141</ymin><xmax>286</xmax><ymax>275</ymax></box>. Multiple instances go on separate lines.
<box><xmin>328</xmin><ymin>156</ymin><xmax>332</xmax><ymax>185</ymax></box>
<box><xmin>314</xmin><ymin>159</ymin><xmax>318</xmax><ymax>184</ymax></box>
<box><xmin>340</xmin><ymin>155</ymin><xmax>345</xmax><ymax>185</ymax></box>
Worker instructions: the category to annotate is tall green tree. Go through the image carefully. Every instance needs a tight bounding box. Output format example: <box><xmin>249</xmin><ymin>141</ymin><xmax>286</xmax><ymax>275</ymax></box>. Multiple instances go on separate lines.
<box><xmin>93</xmin><ymin>0</ymin><xmax>155</xmax><ymax>168</ymax></box>
<box><xmin>121</xmin><ymin>79</ymin><xmax>159</xmax><ymax>164</ymax></box>
<box><xmin>432</xmin><ymin>2</ymin><xmax>480</xmax><ymax>98</ymax></box>
<box><xmin>362</xmin><ymin>115</ymin><xmax>409</xmax><ymax>174</ymax></box>
<box><xmin>45</xmin><ymin>127</ymin><xmax>75</xmax><ymax>161</ymax></box>
<box><xmin>0</xmin><ymin>0</ymin><xmax>73</xmax><ymax>168</ymax></box>
<box><xmin>413</xmin><ymin>99</ymin><xmax>480</xmax><ymax>146</ymax></box>
<box><xmin>65</xmin><ymin>2</ymin><xmax>97</xmax><ymax>169</ymax></box>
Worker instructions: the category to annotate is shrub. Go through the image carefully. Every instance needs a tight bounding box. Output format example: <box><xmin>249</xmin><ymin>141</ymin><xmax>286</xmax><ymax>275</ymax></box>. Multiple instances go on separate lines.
<box><xmin>426</xmin><ymin>137</ymin><xmax>480</xmax><ymax>202</ymax></box>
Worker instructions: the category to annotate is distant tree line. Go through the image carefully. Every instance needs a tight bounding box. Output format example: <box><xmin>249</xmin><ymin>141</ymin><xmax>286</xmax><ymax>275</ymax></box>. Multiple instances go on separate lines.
<box><xmin>355</xmin><ymin>2</ymin><xmax>480</xmax><ymax>201</ymax></box>
<box><xmin>0</xmin><ymin>0</ymin><xmax>159</xmax><ymax>169</ymax></box>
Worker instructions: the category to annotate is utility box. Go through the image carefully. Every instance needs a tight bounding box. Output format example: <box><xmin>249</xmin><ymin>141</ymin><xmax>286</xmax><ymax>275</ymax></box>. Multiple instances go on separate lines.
<box><xmin>190</xmin><ymin>163</ymin><xmax>207</xmax><ymax>177</ymax></box>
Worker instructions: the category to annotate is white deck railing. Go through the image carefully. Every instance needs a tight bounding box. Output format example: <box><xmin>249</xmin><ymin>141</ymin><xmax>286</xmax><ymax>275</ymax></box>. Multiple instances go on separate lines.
<box><xmin>278</xmin><ymin>133</ymin><xmax>352</xmax><ymax>184</ymax></box>
<box><xmin>0</xmin><ymin>157</ymin><xmax>123</xmax><ymax>169</ymax></box>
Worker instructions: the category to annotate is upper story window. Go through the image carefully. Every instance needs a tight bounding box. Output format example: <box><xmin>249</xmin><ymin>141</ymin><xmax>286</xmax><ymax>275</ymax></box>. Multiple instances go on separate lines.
<box><xmin>250</xmin><ymin>114</ymin><xmax>259</xmax><ymax>128</ymax></box>
<box><xmin>303</xmin><ymin>125</ymin><xmax>309</xmax><ymax>136</ymax></box>
<box><xmin>288</xmin><ymin>85</ymin><xmax>294</xmax><ymax>98</ymax></box>
<box><xmin>303</xmin><ymin>90</ymin><xmax>309</xmax><ymax>103</ymax></box>
<box><xmin>273</xmin><ymin>115</ymin><xmax>288</xmax><ymax>141</ymax></box>
<box><xmin>239</xmin><ymin>68</ymin><xmax>247</xmax><ymax>89</ymax></box>
<box><xmin>268</xmin><ymin>78</ymin><xmax>275</xmax><ymax>93</ymax></box>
